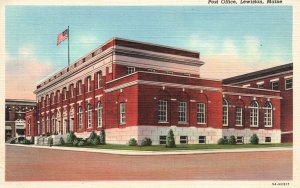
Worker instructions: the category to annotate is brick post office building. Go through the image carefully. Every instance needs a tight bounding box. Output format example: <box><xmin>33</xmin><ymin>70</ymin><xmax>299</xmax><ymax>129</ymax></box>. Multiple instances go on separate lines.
<box><xmin>25</xmin><ymin>38</ymin><xmax>292</xmax><ymax>145</ymax></box>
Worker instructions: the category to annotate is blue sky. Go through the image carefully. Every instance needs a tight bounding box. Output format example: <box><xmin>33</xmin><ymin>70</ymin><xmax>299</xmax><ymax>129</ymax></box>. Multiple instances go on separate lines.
<box><xmin>5</xmin><ymin>6</ymin><xmax>292</xmax><ymax>99</ymax></box>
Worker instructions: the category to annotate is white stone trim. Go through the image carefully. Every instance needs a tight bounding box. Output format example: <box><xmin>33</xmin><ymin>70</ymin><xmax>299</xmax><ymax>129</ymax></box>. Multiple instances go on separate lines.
<box><xmin>256</xmin><ymin>81</ymin><xmax>264</xmax><ymax>85</ymax></box>
<box><xmin>284</xmin><ymin>75</ymin><xmax>293</xmax><ymax>79</ymax></box>
<box><xmin>222</xmin><ymin>92</ymin><xmax>282</xmax><ymax>99</ymax></box>
<box><xmin>270</xmin><ymin>78</ymin><xmax>279</xmax><ymax>82</ymax></box>
<box><xmin>77</xmin><ymin>100</ymin><xmax>83</xmax><ymax>104</ymax></box>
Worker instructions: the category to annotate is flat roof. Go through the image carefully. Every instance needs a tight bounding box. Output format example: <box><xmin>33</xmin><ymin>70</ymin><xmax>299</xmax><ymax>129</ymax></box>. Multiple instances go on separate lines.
<box><xmin>222</xmin><ymin>63</ymin><xmax>293</xmax><ymax>84</ymax></box>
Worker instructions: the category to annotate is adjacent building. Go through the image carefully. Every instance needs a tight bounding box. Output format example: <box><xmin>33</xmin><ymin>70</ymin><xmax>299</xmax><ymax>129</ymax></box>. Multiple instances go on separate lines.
<box><xmin>223</xmin><ymin>63</ymin><xmax>293</xmax><ymax>142</ymax></box>
<box><xmin>5</xmin><ymin>99</ymin><xmax>36</xmax><ymax>141</ymax></box>
<box><xmin>25</xmin><ymin>38</ymin><xmax>291</xmax><ymax>144</ymax></box>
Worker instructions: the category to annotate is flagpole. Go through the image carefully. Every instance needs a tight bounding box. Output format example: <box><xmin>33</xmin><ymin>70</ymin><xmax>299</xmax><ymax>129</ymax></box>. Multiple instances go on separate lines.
<box><xmin>68</xmin><ymin>26</ymin><xmax>70</xmax><ymax>66</ymax></box>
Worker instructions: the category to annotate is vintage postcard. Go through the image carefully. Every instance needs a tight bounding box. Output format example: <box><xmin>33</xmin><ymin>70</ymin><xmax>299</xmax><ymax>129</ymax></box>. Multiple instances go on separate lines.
<box><xmin>1</xmin><ymin>0</ymin><xmax>299</xmax><ymax>188</ymax></box>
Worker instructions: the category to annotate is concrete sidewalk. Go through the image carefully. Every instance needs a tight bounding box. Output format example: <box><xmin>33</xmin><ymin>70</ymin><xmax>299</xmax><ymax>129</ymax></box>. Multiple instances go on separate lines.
<box><xmin>6</xmin><ymin>143</ymin><xmax>292</xmax><ymax>156</ymax></box>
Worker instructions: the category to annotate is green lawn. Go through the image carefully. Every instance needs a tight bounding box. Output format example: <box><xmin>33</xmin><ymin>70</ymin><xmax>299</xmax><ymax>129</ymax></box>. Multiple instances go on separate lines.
<box><xmin>60</xmin><ymin>143</ymin><xmax>292</xmax><ymax>151</ymax></box>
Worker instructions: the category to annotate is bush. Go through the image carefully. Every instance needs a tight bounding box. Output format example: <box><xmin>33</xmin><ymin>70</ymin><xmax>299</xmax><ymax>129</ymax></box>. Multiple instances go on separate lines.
<box><xmin>228</xmin><ymin>135</ymin><xmax>237</xmax><ymax>145</ymax></box>
<box><xmin>218</xmin><ymin>137</ymin><xmax>229</xmax><ymax>145</ymax></box>
<box><xmin>58</xmin><ymin>137</ymin><xmax>65</xmax><ymax>146</ymax></box>
<box><xmin>91</xmin><ymin>136</ymin><xmax>100</xmax><ymax>145</ymax></box>
<box><xmin>88</xmin><ymin>131</ymin><xmax>98</xmax><ymax>140</ymax></box>
<box><xmin>166</xmin><ymin>129</ymin><xmax>176</xmax><ymax>148</ymax></box>
<box><xmin>78</xmin><ymin>140</ymin><xmax>86</xmax><ymax>147</ymax></box>
<box><xmin>47</xmin><ymin>137</ymin><xmax>53</xmax><ymax>146</ymax></box>
<box><xmin>66</xmin><ymin>132</ymin><xmax>77</xmax><ymax>143</ymax></box>
<box><xmin>21</xmin><ymin>139</ymin><xmax>31</xmax><ymax>145</ymax></box>
<box><xmin>128</xmin><ymin>138</ymin><xmax>137</xmax><ymax>146</ymax></box>
<box><xmin>141</xmin><ymin>137</ymin><xmax>152</xmax><ymax>146</ymax></box>
<box><xmin>100</xmin><ymin>129</ymin><xmax>106</xmax><ymax>145</ymax></box>
<box><xmin>30</xmin><ymin>136</ymin><xmax>35</xmax><ymax>144</ymax></box>
<box><xmin>72</xmin><ymin>139</ymin><xmax>79</xmax><ymax>146</ymax></box>
<box><xmin>250</xmin><ymin>134</ymin><xmax>259</xmax><ymax>144</ymax></box>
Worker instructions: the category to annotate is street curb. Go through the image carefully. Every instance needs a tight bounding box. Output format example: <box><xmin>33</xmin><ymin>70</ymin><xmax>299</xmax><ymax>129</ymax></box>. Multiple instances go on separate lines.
<box><xmin>5</xmin><ymin>143</ymin><xmax>293</xmax><ymax>156</ymax></box>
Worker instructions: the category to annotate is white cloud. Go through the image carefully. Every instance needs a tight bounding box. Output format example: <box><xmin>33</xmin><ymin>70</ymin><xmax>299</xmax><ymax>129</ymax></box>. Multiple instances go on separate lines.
<box><xmin>6</xmin><ymin>46</ymin><xmax>55</xmax><ymax>100</ymax></box>
<box><xmin>187</xmin><ymin>34</ymin><xmax>287</xmax><ymax>79</ymax></box>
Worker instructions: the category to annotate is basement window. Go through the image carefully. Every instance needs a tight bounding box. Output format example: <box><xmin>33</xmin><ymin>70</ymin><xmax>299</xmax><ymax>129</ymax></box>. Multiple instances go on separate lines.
<box><xmin>159</xmin><ymin>136</ymin><xmax>167</xmax><ymax>145</ymax></box>
<box><xmin>180</xmin><ymin>136</ymin><xmax>188</xmax><ymax>144</ymax></box>
<box><xmin>236</xmin><ymin>136</ymin><xmax>244</xmax><ymax>144</ymax></box>
<box><xmin>265</xmin><ymin>137</ymin><xmax>271</xmax><ymax>143</ymax></box>
<box><xmin>199</xmin><ymin>136</ymin><xmax>206</xmax><ymax>144</ymax></box>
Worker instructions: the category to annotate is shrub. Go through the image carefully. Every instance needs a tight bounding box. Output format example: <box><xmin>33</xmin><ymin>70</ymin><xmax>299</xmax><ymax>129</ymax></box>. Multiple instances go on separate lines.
<box><xmin>72</xmin><ymin>139</ymin><xmax>79</xmax><ymax>146</ymax></box>
<box><xmin>228</xmin><ymin>135</ymin><xmax>237</xmax><ymax>145</ymax></box>
<box><xmin>100</xmin><ymin>129</ymin><xmax>106</xmax><ymax>145</ymax></box>
<box><xmin>58</xmin><ymin>137</ymin><xmax>65</xmax><ymax>146</ymax></box>
<box><xmin>218</xmin><ymin>137</ymin><xmax>229</xmax><ymax>145</ymax></box>
<box><xmin>128</xmin><ymin>138</ymin><xmax>137</xmax><ymax>146</ymax></box>
<box><xmin>250</xmin><ymin>134</ymin><xmax>259</xmax><ymax>144</ymax></box>
<box><xmin>21</xmin><ymin>139</ymin><xmax>31</xmax><ymax>144</ymax></box>
<box><xmin>47</xmin><ymin>137</ymin><xmax>53</xmax><ymax>146</ymax></box>
<box><xmin>91</xmin><ymin>136</ymin><xmax>100</xmax><ymax>145</ymax></box>
<box><xmin>141</xmin><ymin>137</ymin><xmax>152</xmax><ymax>146</ymax></box>
<box><xmin>78</xmin><ymin>140</ymin><xmax>86</xmax><ymax>147</ymax></box>
<box><xmin>66</xmin><ymin>132</ymin><xmax>77</xmax><ymax>143</ymax></box>
<box><xmin>30</xmin><ymin>136</ymin><xmax>35</xmax><ymax>144</ymax></box>
<box><xmin>166</xmin><ymin>129</ymin><xmax>176</xmax><ymax>148</ymax></box>
<box><xmin>88</xmin><ymin>131</ymin><xmax>98</xmax><ymax>140</ymax></box>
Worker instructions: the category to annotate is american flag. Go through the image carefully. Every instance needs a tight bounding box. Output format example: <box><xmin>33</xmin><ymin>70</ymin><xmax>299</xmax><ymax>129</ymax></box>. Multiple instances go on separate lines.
<box><xmin>57</xmin><ymin>29</ymin><xmax>68</xmax><ymax>45</ymax></box>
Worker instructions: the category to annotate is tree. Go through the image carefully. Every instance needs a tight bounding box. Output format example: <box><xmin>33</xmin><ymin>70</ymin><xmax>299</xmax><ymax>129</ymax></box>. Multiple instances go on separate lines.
<box><xmin>100</xmin><ymin>129</ymin><xmax>106</xmax><ymax>145</ymax></box>
<box><xmin>166</xmin><ymin>129</ymin><xmax>176</xmax><ymax>148</ymax></box>
<box><xmin>250</xmin><ymin>134</ymin><xmax>259</xmax><ymax>144</ymax></box>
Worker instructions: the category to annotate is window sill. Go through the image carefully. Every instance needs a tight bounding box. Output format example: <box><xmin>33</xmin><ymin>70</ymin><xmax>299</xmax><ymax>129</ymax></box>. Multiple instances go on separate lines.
<box><xmin>222</xmin><ymin>124</ymin><xmax>228</xmax><ymax>127</ymax></box>
<box><xmin>197</xmin><ymin>123</ymin><xmax>206</xmax><ymax>125</ymax></box>
<box><xmin>285</xmin><ymin>88</ymin><xmax>292</xmax><ymax>90</ymax></box>
<box><xmin>235</xmin><ymin>124</ymin><xmax>243</xmax><ymax>127</ymax></box>
<box><xmin>250</xmin><ymin>126</ymin><xmax>259</xmax><ymax>128</ymax></box>
<box><xmin>120</xmin><ymin>123</ymin><xmax>126</xmax><ymax>125</ymax></box>
<box><xmin>264</xmin><ymin>126</ymin><xmax>273</xmax><ymax>128</ymax></box>
<box><xmin>158</xmin><ymin>121</ymin><xmax>169</xmax><ymax>124</ymax></box>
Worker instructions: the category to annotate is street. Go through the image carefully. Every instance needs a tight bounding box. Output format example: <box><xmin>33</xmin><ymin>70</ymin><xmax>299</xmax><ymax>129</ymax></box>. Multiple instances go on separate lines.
<box><xmin>5</xmin><ymin>145</ymin><xmax>292</xmax><ymax>181</ymax></box>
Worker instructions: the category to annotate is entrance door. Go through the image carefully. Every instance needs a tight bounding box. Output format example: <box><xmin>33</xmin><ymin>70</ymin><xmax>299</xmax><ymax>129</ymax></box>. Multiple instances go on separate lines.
<box><xmin>63</xmin><ymin>119</ymin><xmax>67</xmax><ymax>135</ymax></box>
<box><xmin>70</xmin><ymin>118</ymin><xmax>74</xmax><ymax>132</ymax></box>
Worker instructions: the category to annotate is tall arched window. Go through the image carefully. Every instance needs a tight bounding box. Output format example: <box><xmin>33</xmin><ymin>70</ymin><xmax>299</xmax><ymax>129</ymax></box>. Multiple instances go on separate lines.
<box><xmin>78</xmin><ymin>106</ymin><xmax>83</xmax><ymax>129</ymax></box>
<box><xmin>27</xmin><ymin>119</ymin><xmax>31</xmax><ymax>136</ymax></box>
<box><xmin>264</xmin><ymin>102</ymin><xmax>273</xmax><ymax>127</ymax></box>
<box><xmin>222</xmin><ymin>99</ymin><xmax>228</xmax><ymax>126</ymax></box>
<box><xmin>41</xmin><ymin>116</ymin><xmax>45</xmax><ymax>134</ymax></box>
<box><xmin>46</xmin><ymin>115</ymin><xmax>50</xmax><ymax>133</ymax></box>
<box><xmin>97</xmin><ymin>102</ymin><xmax>102</xmax><ymax>127</ymax></box>
<box><xmin>51</xmin><ymin>114</ymin><xmax>55</xmax><ymax>133</ymax></box>
<box><xmin>249</xmin><ymin>101</ymin><xmax>259</xmax><ymax>127</ymax></box>
<box><xmin>87</xmin><ymin>104</ymin><xmax>92</xmax><ymax>128</ymax></box>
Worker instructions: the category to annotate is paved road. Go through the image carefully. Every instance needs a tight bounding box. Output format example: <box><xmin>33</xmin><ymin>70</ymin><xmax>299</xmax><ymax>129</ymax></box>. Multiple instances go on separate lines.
<box><xmin>5</xmin><ymin>145</ymin><xmax>292</xmax><ymax>181</ymax></box>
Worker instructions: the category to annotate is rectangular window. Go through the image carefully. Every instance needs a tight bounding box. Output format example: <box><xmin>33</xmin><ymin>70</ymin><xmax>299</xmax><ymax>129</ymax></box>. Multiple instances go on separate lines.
<box><xmin>87</xmin><ymin>77</ymin><xmax>91</xmax><ymax>92</ymax></box>
<box><xmin>70</xmin><ymin>84</ymin><xmax>74</xmax><ymax>98</ymax></box>
<box><xmin>199</xmin><ymin>136</ymin><xmax>206</xmax><ymax>144</ymax></box>
<box><xmin>159</xmin><ymin>136</ymin><xmax>167</xmax><ymax>145</ymax></box>
<box><xmin>178</xmin><ymin>102</ymin><xmax>187</xmax><ymax>123</ymax></box>
<box><xmin>197</xmin><ymin>103</ymin><xmax>205</xmax><ymax>124</ymax></box>
<box><xmin>257</xmin><ymin>84</ymin><xmax>264</xmax><ymax>89</ymax></box>
<box><xmin>236</xmin><ymin>136</ymin><xmax>244</xmax><ymax>144</ymax></box>
<box><xmin>127</xmin><ymin>66</ymin><xmax>135</xmax><ymax>74</ymax></box>
<box><xmin>265</xmin><ymin>137</ymin><xmax>271</xmax><ymax>143</ymax></box>
<box><xmin>180</xmin><ymin>136</ymin><xmax>188</xmax><ymax>144</ymax></box>
<box><xmin>63</xmin><ymin>88</ymin><xmax>67</xmax><ymax>100</ymax></box>
<box><xmin>120</xmin><ymin>103</ymin><xmax>126</xmax><ymax>124</ymax></box>
<box><xmin>235</xmin><ymin>107</ymin><xmax>243</xmax><ymax>126</ymax></box>
<box><xmin>78</xmin><ymin>81</ymin><xmax>82</xmax><ymax>95</ymax></box>
<box><xmin>272</xmin><ymin>81</ymin><xmax>279</xmax><ymax>90</ymax></box>
<box><xmin>147</xmin><ymin>68</ymin><xmax>156</xmax><ymax>72</ymax></box>
<box><xmin>285</xmin><ymin>78</ymin><xmax>292</xmax><ymax>90</ymax></box>
<box><xmin>97</xmin><ymin>72</ymin><xmax>101</xmax><ymax>89</ymax></box>
<box><xmin>158</xmin><ymin>100</ymin><xmax>168</xmax><ymax>122</ymax></box>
